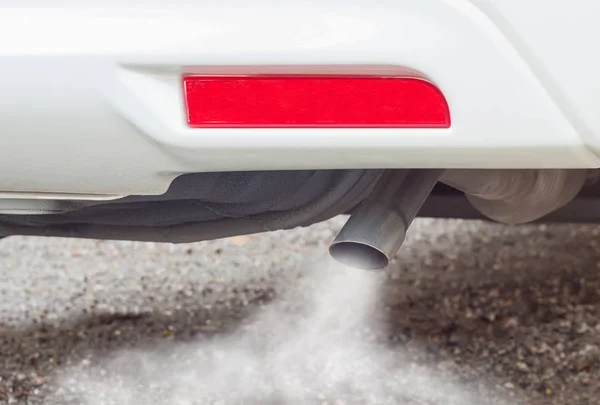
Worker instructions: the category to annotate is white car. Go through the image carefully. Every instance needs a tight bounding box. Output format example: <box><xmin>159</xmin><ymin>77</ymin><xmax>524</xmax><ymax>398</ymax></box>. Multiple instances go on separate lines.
<box><xmin>1</xmin><ymin>2</ymin><xmax>599</xmax><ymax>269</ymax></box>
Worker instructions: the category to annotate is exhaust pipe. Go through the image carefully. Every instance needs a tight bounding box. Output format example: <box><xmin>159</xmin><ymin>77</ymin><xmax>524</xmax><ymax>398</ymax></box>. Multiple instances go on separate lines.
<box><xmin>329</xmin><ymin>169</ymin><xmax>442</xmax><ymax>270</ymax></box>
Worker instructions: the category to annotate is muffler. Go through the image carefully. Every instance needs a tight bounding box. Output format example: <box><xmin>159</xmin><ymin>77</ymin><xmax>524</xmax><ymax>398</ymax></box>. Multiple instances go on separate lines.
<box><xmin>439</xmin><ymin>169</ymin><xmax>588</xmax><ymax>224</ymax></box>
<box><xmin>329</xmin><ymin>169</ymin><xmax>442</xmax><ymax>270</ymax></box>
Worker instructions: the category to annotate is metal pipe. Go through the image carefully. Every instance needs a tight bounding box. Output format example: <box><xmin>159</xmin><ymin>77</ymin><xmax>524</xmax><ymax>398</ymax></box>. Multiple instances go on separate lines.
<box><xmin>329</xmin><ymin>169</ymin><xmax>442</xmax><ymax>270</ymax></box>
<box><xmin>440</xmin><ymin>169</ymin><xmax>588</xmax><ymax>224</ymax></box>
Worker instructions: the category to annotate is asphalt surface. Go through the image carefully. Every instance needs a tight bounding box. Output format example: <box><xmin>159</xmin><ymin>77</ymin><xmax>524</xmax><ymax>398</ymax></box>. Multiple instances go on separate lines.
<box><xmin>1</xmin><ymin>218</ymin><xmax>600</xmax><ymax>404</ymax></box>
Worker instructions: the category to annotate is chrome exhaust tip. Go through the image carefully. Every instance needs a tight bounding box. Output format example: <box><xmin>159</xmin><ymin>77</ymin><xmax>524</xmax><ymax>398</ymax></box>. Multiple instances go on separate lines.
<box><xmin>329</xmin><ymin>199</ymin><xmax>406</xmax><ymax>270</ymax></box>
<box><xmin>329</xmin><ymin>170</ymin><xmax>441</xmax><ymax>270</ymax></box>
<box><xmin>329</xmin><ymin>240</ymin><xmax>390</xmax><ymax>270</ymax></box>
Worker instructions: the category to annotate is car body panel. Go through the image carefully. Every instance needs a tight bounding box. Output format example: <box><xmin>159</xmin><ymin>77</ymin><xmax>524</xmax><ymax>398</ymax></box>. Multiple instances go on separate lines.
<box><xmin>1</xmin><ymin>1</ymin><xmax>600</xmax><ymax>199</ymax></box>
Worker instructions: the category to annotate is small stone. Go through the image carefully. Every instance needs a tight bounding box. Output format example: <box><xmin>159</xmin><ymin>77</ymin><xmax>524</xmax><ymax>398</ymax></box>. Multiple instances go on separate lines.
<box><xmin>31</xmin><ymin>377</ymin><xmax>47</xmax><ymax>387</ymax></box>
<box><xmin>516</xmin><ymin>362</ymin><xmax>529</xmax><ymax>372</ymax></box>
<box><xmin>542</xmin><ymin>367</ymin><xmax>555</xmax><ymax>380</ymax></box>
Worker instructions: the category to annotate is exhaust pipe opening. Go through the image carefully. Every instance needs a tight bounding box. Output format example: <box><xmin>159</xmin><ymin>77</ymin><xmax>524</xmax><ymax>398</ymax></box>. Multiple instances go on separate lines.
<box><xmin>329</xmin><ymin>241</ymin><xmax>389</xmax><ymax>270</ymax></box>
<box><xmin>329</xmin><ymin>169</ymin><xmax>442</xmax><ymax>270</ymax></box>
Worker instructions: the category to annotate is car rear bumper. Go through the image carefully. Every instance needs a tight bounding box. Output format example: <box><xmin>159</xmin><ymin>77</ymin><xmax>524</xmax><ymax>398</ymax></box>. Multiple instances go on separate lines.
<box><xmin>2</xmin><ymin>2</ymin><xmax>600</xmax><ymax>198</ymax></box>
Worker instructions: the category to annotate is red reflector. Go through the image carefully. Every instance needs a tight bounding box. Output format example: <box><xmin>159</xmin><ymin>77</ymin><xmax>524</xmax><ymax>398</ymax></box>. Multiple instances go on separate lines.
<box><xmin>183</xmin><ymin>76</ymin><xmax>450</xmax><ymax>128</ymax></box>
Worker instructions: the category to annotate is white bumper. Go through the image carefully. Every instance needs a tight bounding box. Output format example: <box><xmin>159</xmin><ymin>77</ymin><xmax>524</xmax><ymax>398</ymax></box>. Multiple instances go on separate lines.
<box><xmin>1</xmin><ymin>1</ymin><xmax>600</xmax><ymax>197</ymax></box>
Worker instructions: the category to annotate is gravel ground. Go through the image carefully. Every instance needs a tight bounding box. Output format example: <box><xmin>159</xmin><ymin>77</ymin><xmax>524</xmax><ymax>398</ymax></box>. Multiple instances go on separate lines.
<box><xmin>1</xmin><ymin>218</ymin><xmax>600</xmax><ymax>404</ymax></box>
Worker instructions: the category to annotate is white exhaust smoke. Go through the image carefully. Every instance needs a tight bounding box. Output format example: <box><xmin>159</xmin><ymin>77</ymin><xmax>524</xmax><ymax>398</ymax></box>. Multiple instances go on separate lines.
<box><xmin>46</xmin><ymin>260</ymin><xmax>517</xmax><ymax>405</ymax></box>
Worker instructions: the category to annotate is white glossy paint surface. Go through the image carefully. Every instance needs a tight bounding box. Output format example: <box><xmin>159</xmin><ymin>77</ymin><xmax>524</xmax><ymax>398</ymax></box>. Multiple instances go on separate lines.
<box><xmin>0</xmin><ymin>1</ymin><xmax>599</xmax><ymax>197</ymax></box>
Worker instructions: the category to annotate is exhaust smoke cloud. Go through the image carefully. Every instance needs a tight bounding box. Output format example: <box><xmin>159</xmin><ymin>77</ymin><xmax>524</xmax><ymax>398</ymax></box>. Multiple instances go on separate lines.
<box><xmin>46</xmin><ymin>260</ymin><xmax>516</xmax><ymax>405</ymax></box>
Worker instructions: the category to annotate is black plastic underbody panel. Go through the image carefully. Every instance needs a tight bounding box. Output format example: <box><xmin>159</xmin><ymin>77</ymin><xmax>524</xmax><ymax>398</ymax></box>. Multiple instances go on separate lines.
<box><xmin>0</xmin><ymin>171</ymin><xmax>598</xmax><ymax>242</ymax></box>
<box><xmin>0</xmin><ymin>170</ymin><xmax>382</xmax><ymax>242</ymax></box>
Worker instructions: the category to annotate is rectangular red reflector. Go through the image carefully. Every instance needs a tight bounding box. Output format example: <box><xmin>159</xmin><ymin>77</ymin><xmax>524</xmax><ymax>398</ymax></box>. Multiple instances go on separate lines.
<box><xmin>183</xmin><ymin>76</ymin><xmax>450</xmax><ymax>128</ymax></box>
